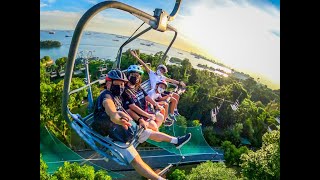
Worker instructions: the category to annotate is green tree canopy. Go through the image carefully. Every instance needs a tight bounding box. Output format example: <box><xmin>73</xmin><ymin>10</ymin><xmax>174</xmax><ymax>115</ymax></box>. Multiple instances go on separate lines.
<box><xmin>240</xmin><ymin>129</ymin><xmax>280</xmax><ymax>179</ymax></box>
<box><xmin>51</xmin><ymin>162</ymin><xmax>111</xmax><ymax>180</ymax></box>
<box><xmin>186</xmin><ymin>161</ymin><xmax>239</xmax><ymax>180</ymax></box>
<box><xmin>167</xmin><ymin>169</ymin><xmax>186</xmax><ymax>180</ymax></box>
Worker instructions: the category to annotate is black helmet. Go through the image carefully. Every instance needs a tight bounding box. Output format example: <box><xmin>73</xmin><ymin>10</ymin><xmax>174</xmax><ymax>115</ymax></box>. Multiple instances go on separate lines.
<box><xmin>107</xmin><ymin>69</ymin><xmax>128</xmax><ymax>82</ymax></box>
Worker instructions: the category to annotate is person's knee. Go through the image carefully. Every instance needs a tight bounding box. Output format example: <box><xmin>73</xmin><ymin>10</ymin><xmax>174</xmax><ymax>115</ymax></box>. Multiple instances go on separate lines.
<box><xmin>171</xmin><ymin>97</ymin><xmax>177</xmax><ymax>103</ymax></box>
<box><xmin>148</xmin><ymin>121</ymin><xmax>159</xmax><ymax>131</ymax></box>
<box><xmin>156</xmin><ymin>113</ymin><xmax>164</xmax><ymax>122</ymax></box>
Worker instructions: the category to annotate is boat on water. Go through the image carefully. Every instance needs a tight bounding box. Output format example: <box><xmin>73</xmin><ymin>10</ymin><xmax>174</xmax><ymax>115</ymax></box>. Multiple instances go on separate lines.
<box><xmin>49</xmin><ymin>31</ymin><xmax>55</xmax><ymax>34</ymax></box>
<box><xmin>116</xmin><ymin>35</ymin><xmax>127</xmax><ymax>39</ymax></box>
<box><xmin>112</xmin><ymin>39</ymin><xmax>119</xmax><ymax>41</ymax></box>
<box><xmin>65</xmin><ymin>35</ymin><xmax>72</xmax><ymax>37</ymax></box>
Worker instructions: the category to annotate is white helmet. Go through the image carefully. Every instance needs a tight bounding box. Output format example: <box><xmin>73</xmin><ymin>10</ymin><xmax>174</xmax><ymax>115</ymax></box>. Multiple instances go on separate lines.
<box><xmin>157</xmin><ymin>64</ymin><xmax>168</xmax><ymax>73</ymax></box>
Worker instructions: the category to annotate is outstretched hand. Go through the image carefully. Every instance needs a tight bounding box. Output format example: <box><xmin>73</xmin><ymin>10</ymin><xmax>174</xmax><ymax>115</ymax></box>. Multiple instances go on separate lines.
<box><xmin>180</xmin><ymin>81</ymin><xmax>186</xmax><ymax>87</ymax></box>
<box><xmin>149</xmin><ymin>114</ymin><xmax>156</xmax><ymax>121</ymax></box>
<box><xmin>139</xmin><ymin>118</ymin><xmax>148</xmax><ymax>129</ymax></box>
<box><xmin>130</xmin><ymin>49</ymin><xmax>139</xmax><ymax>59</ymax></box>
<box><xmin>117</xmin><ymin>111</ymin><xmax>132</xmax><ymax>130</ymax></box>
<box><xmin>119</xmin><ymin>117</ymin><xmax>131</xmax><ymax>130</ymax></box>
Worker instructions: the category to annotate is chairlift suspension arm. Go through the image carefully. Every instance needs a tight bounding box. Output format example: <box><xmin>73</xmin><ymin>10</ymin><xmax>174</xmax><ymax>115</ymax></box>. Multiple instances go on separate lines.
<box><xmin>114</xmin><ymin>22</ymin><xmax>146</xmax><ymax>69</ymax></box>
<box><xmin>62</xmin><ymin>0</ymin><xmax>181</xmax><ymax>124</ymax></box>
<box><xmin>161</xmin><ymin>28</ymin><xmax>177</xmax><ymax>63</ymax></box>
<box><xmin>114</xmin><ymin>26</ymin><xmax>153</xmax><ymax>69</ymax></box>
<box><xmin>168</xmin><ymin>0</ymin><xmax>182</xmax><ymax>21</ymax></box>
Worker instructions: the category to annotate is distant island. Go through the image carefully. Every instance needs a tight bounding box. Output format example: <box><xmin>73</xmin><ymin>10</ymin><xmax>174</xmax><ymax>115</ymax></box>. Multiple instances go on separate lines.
<box><xmin>197</xmin><ymin>63</ymin><xmax>229</xmax><ymax>74</ymax></box>
<box><xmin>190</xmin><ymin>52</ymin><xmax>230</xmax><ymax>69</ymax></box>
<box><xmin>169</xmin><ymin>57</ymin><xmax>183</xmax><ymax>64</ymax></box>
<box><xmin>40</xmin><ymin>40</ymin><xmax>61</xmax><ymax>48</ymax></box>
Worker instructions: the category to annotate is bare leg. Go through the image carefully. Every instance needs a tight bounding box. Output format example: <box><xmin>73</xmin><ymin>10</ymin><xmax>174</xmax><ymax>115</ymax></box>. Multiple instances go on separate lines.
<box><xmin>131</xmin><ymin>155</ymin><xmax>161</xmax><ymax>180</ymax></box>
<box><xmin>148</xmin><ymin>131</ymin><xmax>173</xmax><ymax>142</ymax></box>
<box><xmin>169</xmin><ymin>97</ymin><xmax>177</xmax><ymax>114</ymax></box>
<box><xmin>155</xmin><ymin>112</ymin><xmax>164</xmax><ymax>127</ymax></box>
<box><xmin>148</xmin><ymin>120</ymin><xmax>159</xmax><ymax>131</ymax></box>
<box><xmin>172</xmin><ymin>93</ymin><xmax>180</xmax><ymax>109</ymax></box>
<box><xmin>158</xmin><ymin>102</ymin><xmax>169</xmax><ymax>120</ymax></box>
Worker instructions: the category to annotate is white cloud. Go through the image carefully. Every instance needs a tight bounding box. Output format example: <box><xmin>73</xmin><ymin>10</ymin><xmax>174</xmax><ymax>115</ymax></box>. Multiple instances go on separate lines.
<box><xmin>40</xmin><ymin>0</ymin><xmax>56</xmax><ymax>8</ymax></box>
<box><xmin>40</xmin><ymin>11</ymin><xmax>82</xmax><ymax>30</ymax></box>
<box><xmin>85</xmin><ymin>0</ymin><xmax>98</xmax><ymax>5</ymax></box>
<box><xmin>40</xmin><ymin>10</ymin><xmax>141</xmax><ymax>35</ymax></box>
<box><xmin>40</xmin><ymin>2</ymin><xmax>47</xmax><ymax>8</ymax></box>
<box><xmin>173</xmin><ymin>0</ymin><xmax>280</xmax><ymax>88</ymax></box>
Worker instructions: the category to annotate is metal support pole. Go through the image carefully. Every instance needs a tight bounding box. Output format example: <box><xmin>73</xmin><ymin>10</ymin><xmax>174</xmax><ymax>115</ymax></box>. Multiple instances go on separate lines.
<box><xmin>84</xmin><ymin>57</ymin><xmax>94</xmax><ymax>111</ymax></box>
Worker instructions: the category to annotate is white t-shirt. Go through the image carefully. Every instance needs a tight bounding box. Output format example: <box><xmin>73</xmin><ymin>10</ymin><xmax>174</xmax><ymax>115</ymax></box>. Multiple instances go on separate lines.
<box><xmin>149</xmin><ymin>70</ymin><xmax>166</xmax><ymax>90</ymax></box>
<box><xmin>147</xmin><ymin>89</ymin><xmax>162</xmax><ymax>101</ymax></box>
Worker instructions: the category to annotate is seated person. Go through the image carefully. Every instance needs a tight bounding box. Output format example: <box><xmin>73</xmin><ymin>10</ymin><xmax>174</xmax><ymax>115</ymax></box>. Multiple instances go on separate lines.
<box><xmin>148</xmin><ymin>79</ymin><xmax>177</xmax><ymax>126</ymax></box>
<box><xmin>130</xmin><ymin>50</ymin><xmax>185</xmax><ymax>116</ymax></box>
<box><xmin>91</xmin><ymin>69</ymin><xmax>192</xmax><ymax>180</ymax></box>
<box><xmin>122</xmin><ymin>64</ymin><xmax>165</xmax><ymax>131</ymax></box>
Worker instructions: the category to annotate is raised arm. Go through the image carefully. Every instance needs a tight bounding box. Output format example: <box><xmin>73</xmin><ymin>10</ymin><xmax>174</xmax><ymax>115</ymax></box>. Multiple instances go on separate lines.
<box><xmin>164</xmin><ymin>77</ymin><xmax>186</xmax><ymax>87</ymax></box>
<box><xmin>103</xmin><ymin>95</ymin><xmax>132</xmax><ymax>130</ymax></box>
<box><xmin>130</xmin><ymin>50</ymin><xmax>151</xmax><ymax>74</ymax></box>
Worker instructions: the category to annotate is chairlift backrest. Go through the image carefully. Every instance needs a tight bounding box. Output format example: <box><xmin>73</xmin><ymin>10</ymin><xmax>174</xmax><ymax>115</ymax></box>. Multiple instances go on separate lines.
<box><xmin>230</xmin><ymin>104</ymin><xmax>238</xmax><ymax>111</ymax></box>
<box><xmin>267</xmin><ymin>123</ymin><xmax>279</xmax><ymax>132</ymax></box>
<box><xmin>210</xmin><ymin>109</ymin><xmax>217</xmax><ymax>123</ymax></box>
<box><xmin>275</xmin><ymin>117</ymin><xmax>280</xmax><ymax>124</ymax></box>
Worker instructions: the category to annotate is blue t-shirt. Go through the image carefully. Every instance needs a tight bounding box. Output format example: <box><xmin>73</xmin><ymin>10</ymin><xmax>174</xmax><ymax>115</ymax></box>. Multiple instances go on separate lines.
<box><xmin>92</xmin><ymin>89</ymin><xmax>137</xmax><ymax>142</ymax></box>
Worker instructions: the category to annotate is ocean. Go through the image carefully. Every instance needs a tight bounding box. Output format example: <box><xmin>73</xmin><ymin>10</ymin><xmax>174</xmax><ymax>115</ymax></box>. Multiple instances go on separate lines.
<box><xmin>40</xmin><ymin>30</ymin><xmax>231</xmax><ymax>75</ymax></box>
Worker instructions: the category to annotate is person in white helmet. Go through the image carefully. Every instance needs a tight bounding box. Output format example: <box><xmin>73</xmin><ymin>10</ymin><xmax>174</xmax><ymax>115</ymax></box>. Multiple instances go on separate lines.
<box><xmin>130</xmin><ymin>50</ymin><xmax>185</xmax><ymax>116</ymax></box>
<box><xmin>122</xmin><ymin>64</ymin><xmax>165</xmax><ymax>131</ymax></box>
<box><xmin>147</xmin><ymin>79</ymin><xmax>177</xmax><ymax>126</ymax></box>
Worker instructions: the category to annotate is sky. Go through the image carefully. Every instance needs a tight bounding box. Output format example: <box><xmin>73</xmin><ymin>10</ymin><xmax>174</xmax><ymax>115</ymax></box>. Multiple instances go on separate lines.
<box><xmin>40</xmin><ymin>0</ymin><xmax>280</xmax><ymax>89</ymax></box>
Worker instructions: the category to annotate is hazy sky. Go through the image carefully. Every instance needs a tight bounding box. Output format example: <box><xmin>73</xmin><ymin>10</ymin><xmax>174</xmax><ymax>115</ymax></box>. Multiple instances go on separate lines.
<box><xmin>40</xmin><ymin>0</ymin><xmax>280</xmax><ymax>89</ymax></box>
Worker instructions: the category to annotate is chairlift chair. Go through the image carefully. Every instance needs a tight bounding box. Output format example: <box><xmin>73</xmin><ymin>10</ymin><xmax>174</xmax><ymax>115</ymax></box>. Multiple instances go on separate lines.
<box><xmin>210</xmin><ymin>109</ymin><xmax>217</xmax><ymax>123</ymax></box>
<box><xmin>62</xmin><ymin>0</ymin><xmax>183</xmax><ymax>166</ymax></box>
<box><xmin>230</xmin><ymin>99</ymin><xmax>239</xmax><ymax>111</ymax></box>
<box><xmin>275</xmin><ymin>117</ymin><xmax>280</xmax><ymax>124</ymax></box>
<box><xmin>267</xmin><ymin>123</ymin><xmax>279</xmax><ymax>132</ymax></box>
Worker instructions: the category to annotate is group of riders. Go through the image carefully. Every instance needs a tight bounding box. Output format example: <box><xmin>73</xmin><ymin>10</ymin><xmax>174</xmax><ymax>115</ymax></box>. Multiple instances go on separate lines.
<box><xmin>91</xmin><ymin>50</ymin><xmax>191</xmax><ymax>180</ymax></box>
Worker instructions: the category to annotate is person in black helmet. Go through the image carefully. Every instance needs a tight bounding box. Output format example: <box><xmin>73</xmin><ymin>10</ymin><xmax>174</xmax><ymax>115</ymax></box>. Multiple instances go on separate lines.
<box><xmin>91</xmin><ymin>69</ymin><xmax>192</xmax><ymax>180</ymax></box>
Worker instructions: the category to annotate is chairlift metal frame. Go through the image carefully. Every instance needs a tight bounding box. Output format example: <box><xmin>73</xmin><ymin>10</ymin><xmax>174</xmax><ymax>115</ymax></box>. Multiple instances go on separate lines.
<box><xmin>62</xmin><ymin>0</ymin><xmax>183</xmax><ymax>166</ymax></box>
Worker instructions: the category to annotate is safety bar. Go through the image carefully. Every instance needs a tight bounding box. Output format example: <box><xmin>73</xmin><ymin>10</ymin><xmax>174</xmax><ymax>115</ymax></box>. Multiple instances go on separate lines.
<box><xmin>68</xmin><ymin>108</ymin><xmax>145</xmax><ymax>149</ymax></box>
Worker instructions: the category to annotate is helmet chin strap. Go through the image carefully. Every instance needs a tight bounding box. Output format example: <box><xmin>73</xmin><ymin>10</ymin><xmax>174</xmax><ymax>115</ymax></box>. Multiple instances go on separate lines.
<box><xmin>106</xmin><ymin>80</ymin><xmax>113</xmax><ymax>90</ymax></box>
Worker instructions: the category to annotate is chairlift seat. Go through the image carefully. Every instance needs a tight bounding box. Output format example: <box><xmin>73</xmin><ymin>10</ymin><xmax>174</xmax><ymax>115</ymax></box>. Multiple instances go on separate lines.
<box><xmin>230</xmin><ymin>104</ymin><xmax>238</xmax><ymax>111</ymax></box>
